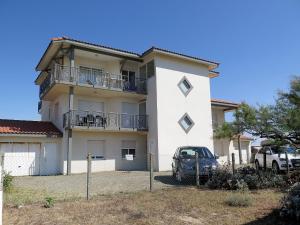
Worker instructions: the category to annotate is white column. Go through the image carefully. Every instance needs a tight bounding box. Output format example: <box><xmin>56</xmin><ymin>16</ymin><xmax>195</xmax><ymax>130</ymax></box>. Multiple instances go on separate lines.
<box><xmin>67</xmin><ymin>86</ymin><xmax>74</xmax><ymax>175</ymax></box>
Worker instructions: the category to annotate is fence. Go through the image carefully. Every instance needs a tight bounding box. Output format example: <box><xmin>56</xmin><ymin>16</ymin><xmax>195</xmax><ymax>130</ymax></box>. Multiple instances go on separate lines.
<box><xmin>2</xmin><ymin>150</ymin><xmax>295</xmax><ymax>205</ymax></box>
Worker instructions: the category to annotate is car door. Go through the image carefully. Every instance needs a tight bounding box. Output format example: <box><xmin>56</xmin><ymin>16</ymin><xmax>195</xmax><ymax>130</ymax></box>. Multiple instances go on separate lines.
<box><xmin>265</xmin><ymin>147</ymin><xmax>273</xmax><ymax>168</ymax></box>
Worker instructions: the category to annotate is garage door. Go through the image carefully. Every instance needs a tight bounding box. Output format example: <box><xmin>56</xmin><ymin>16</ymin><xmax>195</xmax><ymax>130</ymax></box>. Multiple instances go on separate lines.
<box><xmin>0</xmin><ymin>143</ymin><xmax>41</xmax><ymax>176</ymax></box>
<box><xmin>40</xmin><ymin>143</ymin><xmax>59</xmax><ymax>175</ymax></box>
<box><xmin>0</xmin><ymin>142</ymin><xmax>59</xmax><ymax>176</ymax></box>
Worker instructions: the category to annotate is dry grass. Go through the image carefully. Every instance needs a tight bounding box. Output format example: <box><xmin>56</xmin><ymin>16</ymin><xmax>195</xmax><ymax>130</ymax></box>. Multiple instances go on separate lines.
<box><xmin>4</xmin><ymin>187</ymin><xmax>291</xmax><ymax>225</ymax></box>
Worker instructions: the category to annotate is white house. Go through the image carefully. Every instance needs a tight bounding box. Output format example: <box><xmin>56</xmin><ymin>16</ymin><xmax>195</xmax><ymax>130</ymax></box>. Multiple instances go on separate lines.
<box><xmin>0</xmin><ymin>37</ymin><xmax>251</xmax><ymax>176</ymax></box>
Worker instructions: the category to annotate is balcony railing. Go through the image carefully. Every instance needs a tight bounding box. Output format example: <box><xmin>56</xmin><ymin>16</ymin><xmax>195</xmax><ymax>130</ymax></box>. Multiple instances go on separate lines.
<box><xmin>63</xmin><ymin>110</ymin><xmax>148</xmax><ymax>131</ymax></box>
<box><xmin>38</xmin><ymin>101</ymin><xmax>42</xmax><ymax>113</ymax></box>
<box><xmin>39</xmin><ymin>64</ymin><xmax>147</xmax><ymax>97</ymax></box>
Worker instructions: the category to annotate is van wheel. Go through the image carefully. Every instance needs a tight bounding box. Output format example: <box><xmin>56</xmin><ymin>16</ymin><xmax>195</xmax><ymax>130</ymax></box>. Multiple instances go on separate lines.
<box><xmin>255</xmin><ymin>160</ymin><xmax>260</xmax><ymax>171</ymax></box>
<box><xmin>272</xmin><ymin>161</ymin><xmax>280</xmax><ymax>174</ymax></box>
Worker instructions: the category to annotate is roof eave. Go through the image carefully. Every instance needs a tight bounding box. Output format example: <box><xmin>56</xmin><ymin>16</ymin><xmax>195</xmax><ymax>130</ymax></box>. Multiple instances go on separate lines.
<box><xmin>142</xmin><ymin>47</ymin><xmax>219</xmax><ymax>70</ymax></box>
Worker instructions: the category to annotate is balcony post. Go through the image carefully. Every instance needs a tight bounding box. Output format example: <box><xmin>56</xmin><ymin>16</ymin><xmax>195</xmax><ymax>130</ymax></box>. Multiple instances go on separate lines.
<box><xmin>69</xmin><ymin>47</ymin><xmax>75</xmax><ymax>82</ymax></box>
<box><xmin>67</xmin><ymin>86</ymin><xmax>74</xmax><ymax>175</ymax></box>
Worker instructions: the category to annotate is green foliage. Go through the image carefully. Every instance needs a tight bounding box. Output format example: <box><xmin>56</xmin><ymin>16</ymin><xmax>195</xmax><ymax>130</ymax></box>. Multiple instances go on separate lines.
<box><xmin>3</xmin><ymin>171</ymin><xmax>13</xmax><ymax>192</ymax></box>
<box><xmin>206</xmin><ymin>166</ymin><xmax>232</xmax><ymax>189</ymax></box>
<box><xmin>206</xmin><ymin>166</ymin><xmax>286</xmax><ymax>190</ymax></box>
<box><xmin>225</xmin><ymin>192</ymin><xmax>253</xmax><ymax>207</ymax></box>
<box><xmin>215</xmin><ymin>76</ymin><xmax>300</xmax><ymax>146</ymax></box>
<box><xmin>44</xmin><ymin>196</ymin><xmax>55</xmax><ymax>208</ymax></box>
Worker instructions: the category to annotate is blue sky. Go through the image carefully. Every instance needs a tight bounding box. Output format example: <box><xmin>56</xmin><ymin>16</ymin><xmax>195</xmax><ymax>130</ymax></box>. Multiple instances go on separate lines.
<box><xmin>0</xmin><ymin>0</ymin><xmax>299</xmax><ymax>120</ymax></box>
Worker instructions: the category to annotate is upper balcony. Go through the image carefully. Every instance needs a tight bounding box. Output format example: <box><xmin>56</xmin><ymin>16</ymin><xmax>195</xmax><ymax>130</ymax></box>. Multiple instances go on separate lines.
<box><xmin>39</xmin><ymin>64</ymin><xmax>147</xmax><ymax>100</ymax></box>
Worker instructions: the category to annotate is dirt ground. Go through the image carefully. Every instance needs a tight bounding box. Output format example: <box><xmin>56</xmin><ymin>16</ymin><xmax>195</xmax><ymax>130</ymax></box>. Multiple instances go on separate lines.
<box><xmin>5</xmin><ymin>171</ymin><xmax>175</xmax><ymax>204</ymax></box>
<box><xmin>4</xmin><ymin>188</ymin><xmax>292</xmax><ymax>225</ymax></box>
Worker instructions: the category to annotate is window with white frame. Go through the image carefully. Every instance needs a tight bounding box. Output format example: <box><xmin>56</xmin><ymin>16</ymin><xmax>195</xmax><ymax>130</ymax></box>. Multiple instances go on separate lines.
<box><xmin>121</xmin><ymin>140</ymin><xmax>136</xmax><ymax>159</ymax></box>
<box><xmin>178</xmin><ymin>113</ymin><xmax>195</xmax><ymax>133</ymax></box>
<box><xmin>178</xmin><ymin>77</ymin><xmax>193</xmax><ymax>96</ymax></box>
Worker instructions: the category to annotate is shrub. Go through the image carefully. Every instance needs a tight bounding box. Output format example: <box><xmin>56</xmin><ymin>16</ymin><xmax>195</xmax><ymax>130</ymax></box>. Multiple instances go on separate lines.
<box><xmin>280</xmin><ymin>182</ymin><xmax>300</xmax><ymax>221</ymax></box>
<box><xmin>206</xmin><ymin>166</ymin><xmax>232</xmax><ymax>189</ymax></box>
<box><xmin>236</xmin><ymin>166</ymin><xmax>256</xmax><ymax>176</ymax></box>
<box><xmin>206</xmin><ymin>166</ymin><xmax>287</xmax><ymax>190</ymax></box>
<box><xmin>44</xmin><ymin>197</ymin><xmax>54</xmax><ymax>208</ymax></box>
<box><xmin>3</xmin><ymin>171</ymin><xmax>13</xmax><ymax>192</ymax></box>
<box><xmin>257</xmin><ymin>171</ymin><xmax>286</xmax><ymax>189</ymax></box>
<box><xmin>225</xmin><ymin>192</ymin><xmax>253</xmax><ymax>207</ymax></box>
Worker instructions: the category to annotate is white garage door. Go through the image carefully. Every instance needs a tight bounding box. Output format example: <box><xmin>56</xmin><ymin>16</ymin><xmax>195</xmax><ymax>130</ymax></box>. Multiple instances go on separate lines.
<box><xmin>0</xmin><ymin>142</ymin><xmax>59</xmax><ymax>176</ymax></box>
<box><xmin>0</xmin><ymin>143</ymin><xmax>41</xmax><ymax>176</ymax></box>
<box><xmin>40</xmin><ymin>143</ymin><xmax>59</xmax><ymax>175</ymax></box>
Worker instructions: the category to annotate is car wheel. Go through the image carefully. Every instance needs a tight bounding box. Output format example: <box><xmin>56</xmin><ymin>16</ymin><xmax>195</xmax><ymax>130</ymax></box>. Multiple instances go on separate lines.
<box><xmin>172</xmin><ymin>170</ymin><xmax>176</xmax><ymax>177</ymax></box>
<box><xmin>255</xmin><ymin>160</ymin><xmax>260</xmax><ymax>171</ymax></box>
<box><xmin>272</xmin><ymin>161</ymin><xmax>280</xmax><ymax>174</ymax></box>
<box><xmin>175</xmin><ymin>170</ymin><xmax>182</xmax><ymax>183</ymax></box>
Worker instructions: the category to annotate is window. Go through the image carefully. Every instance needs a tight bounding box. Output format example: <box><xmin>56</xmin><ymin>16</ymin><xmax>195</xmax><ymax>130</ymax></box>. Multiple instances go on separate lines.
<box><xmin>178</xmin><ymin>113</ymin><xmax>194</xmax><ymax>133</ymax></box>
<box><xmin>87</xmin><ymin>140</ymin><xmax>105</xmax><ymax>160</ymax></box>
<box><xmin>121</xmin><ymin>140</ymin><xmax>136</xmax><ymax>159</ymax></box>
<box><xmin>121</xmin><ymin>148</ymin><xmax>136</xmax><ymax>159</ymax></box>
<box><xmin>178</xmin><ymin>77</ymin><xmax>193</xmax><ymax>96</ymax></box>
<box><xmin>79</xmin><ymin>66</ymin><xmax>103</xmax><ymax>85</ymax></box>
<box><xmin>146</xmin><ymin>60</ymin><xmax>155</xmax><ymax>78</ymax></box>
<box><xmin>122</xmin><ymin>70</ymin><xmax>136</xmax><ymax>91</ymax></box>
<box><xmin>139</xmin><ymin>60</ymin><xmax>155</xmax><ymax>79</ymax></box>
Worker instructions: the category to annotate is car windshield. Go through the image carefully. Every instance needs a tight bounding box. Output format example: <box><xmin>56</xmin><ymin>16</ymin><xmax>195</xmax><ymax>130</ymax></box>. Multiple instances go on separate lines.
<box><xmin>179</xmin><ymin>147</ymin><xmax>214</xmax><ymax>159</ymax></box>
<box><xmin>271</xmin><ymin>146</ymin><xmax>299</xmax><ymax>154</ymax></box>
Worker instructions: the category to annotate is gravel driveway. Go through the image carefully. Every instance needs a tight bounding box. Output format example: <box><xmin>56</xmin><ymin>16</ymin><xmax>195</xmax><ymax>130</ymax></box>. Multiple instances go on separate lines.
<box><xmin>13</xmin><ymin>171</ymin><xmax>177</xmax><ymax>198</ymax></box>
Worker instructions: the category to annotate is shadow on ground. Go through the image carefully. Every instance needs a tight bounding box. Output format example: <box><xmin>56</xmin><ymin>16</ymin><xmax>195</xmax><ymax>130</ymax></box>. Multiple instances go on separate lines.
<box><xmin>243</xmin><ymin>209</ymin><xmax>298</xmax><ymax>225</ymax></box>
<box><xmin>154</xmin><ymin>175</ymin><xmax>197</xmax><ymax>186</ymax></box>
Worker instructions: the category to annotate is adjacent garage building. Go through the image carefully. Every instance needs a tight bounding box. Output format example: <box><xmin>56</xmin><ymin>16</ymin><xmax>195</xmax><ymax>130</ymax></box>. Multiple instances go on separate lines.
<box><xmin>0</xmin><ymin>119</ymin><xmax>62</xmax><ymax>176</ymax></box>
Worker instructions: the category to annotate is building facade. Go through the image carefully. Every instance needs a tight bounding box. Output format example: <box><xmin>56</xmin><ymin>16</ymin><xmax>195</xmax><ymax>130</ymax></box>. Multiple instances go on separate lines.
<box><xmin>0</xmin><ymin>37</ymin><xmax>251</xmax><ymax>176</ymax></box>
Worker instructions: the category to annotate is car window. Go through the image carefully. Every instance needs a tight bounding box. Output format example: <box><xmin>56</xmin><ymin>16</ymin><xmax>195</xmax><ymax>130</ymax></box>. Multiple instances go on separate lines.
<box><xmin>180</xmin><ymin>149</ymin><xmax>195</xmax><ymax>158</ymax></box>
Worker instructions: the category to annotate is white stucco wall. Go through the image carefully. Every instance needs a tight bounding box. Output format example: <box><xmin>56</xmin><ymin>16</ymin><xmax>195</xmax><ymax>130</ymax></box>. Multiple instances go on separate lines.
<box><xmin>153</xmin><ymin>55</ymin><xmax>214</xmax><ymax>171</ymax></box>
<box><xmin>62</xmin><ymin>131</ymin><xmax>147</xmax><ymax>174</ymax></box>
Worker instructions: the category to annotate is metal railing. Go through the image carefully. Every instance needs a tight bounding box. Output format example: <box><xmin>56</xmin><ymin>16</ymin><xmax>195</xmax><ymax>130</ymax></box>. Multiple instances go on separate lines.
<box><xmin>39</xmin><ymin>64</ymin><xmax>147</xmax><ymax>96</ymax></box>
<box><xmin>63</xmin><ymin>110</ymin><xmax>148</xmax><ymax>131</ymax></box>
<box><xmin>38</xmin><ymin>101</ymin><xmax>42</xmax><ymax>112</ymax></box>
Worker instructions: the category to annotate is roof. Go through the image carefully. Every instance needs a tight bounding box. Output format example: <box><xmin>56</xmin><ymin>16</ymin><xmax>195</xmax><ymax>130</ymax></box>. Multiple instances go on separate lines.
<box><xmin>211</xmin><ymin>98</ymin><xmax>240</xmax><ymax>111</ymax></box>
<box><xmin>0</xmin><ymin>119</ymin><xmax>62</xmax><ymax>137</ymax></box>
<box><xmin>36</xmin><ymin>36</ymin><xmax>219</xmax><ymax>72</ymax></box>
<box><xmin>141</xmin><ymin>47</ymin><xmax>219</xmax><ymax>70</ymax></box>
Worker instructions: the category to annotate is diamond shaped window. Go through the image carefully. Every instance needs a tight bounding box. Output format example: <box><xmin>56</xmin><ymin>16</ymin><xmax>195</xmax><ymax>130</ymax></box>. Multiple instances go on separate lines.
<box><xmin>178</xmin><ymin>77</ymin><xmax>193</xmax><ymax>96</ymax></box>
<box><xmin>178</xmin><ymin>113</ymin><xmax>194</xmax><ymax>133</ymax></box>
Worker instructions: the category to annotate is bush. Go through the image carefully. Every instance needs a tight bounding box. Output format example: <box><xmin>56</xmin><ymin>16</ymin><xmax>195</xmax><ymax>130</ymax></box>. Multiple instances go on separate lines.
<box><xmin>44</xmin><ymin>197</ymin><xmax>54</xmax><ymax>208</ymax></box>
<box><xmin>206</xmin><ymin>166</ymin><xmax>232</xmax><ymax>189</ymax></box>
<box><xmin>206</xmin><ymin>166</ymin><xmax>287</xmax><ymax>190</ymax></box>
<box><xmin>257</xmin><ymin>171</ymin><xmax>286</xmax><ymax>189</ymax></box>
<box><xmin>3</xmin><ymin>171</ymin><xmax>13</xmax><ymax>192</ymax></box>
<box><xmin>225</xmin><ymin>192</ymin><xmax>253</xmax><ymax>207</ymax></box>
<box><xmin>280</xmin><ymin>182</ymin><xmax>300</xmax><ymax>221</ymax></box>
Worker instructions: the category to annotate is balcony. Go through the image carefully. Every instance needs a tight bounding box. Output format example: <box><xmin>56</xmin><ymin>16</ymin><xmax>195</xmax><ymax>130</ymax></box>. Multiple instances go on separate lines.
<box><xmin>63</xmin><ymin>110</ymin><xmax>148</xmax><ymax>132</ymax></box>
<box><xmin>39</xmin><ymin>64</ymin><xmax>147</xmax><ymax>98</ymax></box>
<box><xmin>38</xmin><ymin>101</ymin><xmax>42</xmax><ymax>113</ymax></box>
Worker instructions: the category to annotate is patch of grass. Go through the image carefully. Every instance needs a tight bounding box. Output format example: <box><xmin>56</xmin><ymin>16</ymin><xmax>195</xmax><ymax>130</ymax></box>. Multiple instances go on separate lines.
<box><xmin>44</xmin><ymin>197</ymin><xmax>55</xmax><ymax>208</ymax></box>
<box><xmin>225</xmin><ymin>192</ymin><xmax>253</xmax><ymax>207</ymax></box>
<box><xmin>3</xmin><ymin>172</ymin><xmax>13</xmax><ymax>192</ymax></box>
<box><xmin>4</xmin><ymin>188</ymin><xmax>284</xmax><ymax>225</ymax></box>
<box><xmin>4</xmin><ymin>187</ymin><xmax>79</xmax><ymax>206</ymax></box>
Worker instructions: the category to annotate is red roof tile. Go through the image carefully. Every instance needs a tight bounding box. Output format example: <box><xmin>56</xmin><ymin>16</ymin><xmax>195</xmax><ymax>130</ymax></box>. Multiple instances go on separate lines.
<box><xmin>0</xmin><ymin>119</ymin><xmax>62</xmax><ymax>137</ymax></box>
